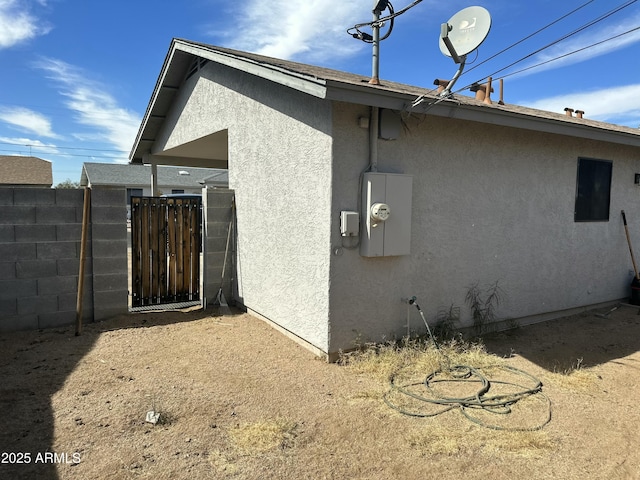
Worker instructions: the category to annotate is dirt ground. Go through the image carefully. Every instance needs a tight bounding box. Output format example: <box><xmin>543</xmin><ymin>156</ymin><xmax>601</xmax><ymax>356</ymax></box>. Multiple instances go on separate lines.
<box><xmin>1</xmin><ymin>304</ymin><xmax>640</xmax><ymax>480</ymax></box>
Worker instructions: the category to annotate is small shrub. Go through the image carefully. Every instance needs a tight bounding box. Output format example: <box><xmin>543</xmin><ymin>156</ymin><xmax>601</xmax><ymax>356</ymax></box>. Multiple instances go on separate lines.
<box><xmin>465</xmin><ymin>281</ymin><xmax>504</xmax><ymax>336</ymax></box>
<box><xmin>434</xmin><ymin>304</ymin><xmax>460</xmax><ymax>340</ymax></box>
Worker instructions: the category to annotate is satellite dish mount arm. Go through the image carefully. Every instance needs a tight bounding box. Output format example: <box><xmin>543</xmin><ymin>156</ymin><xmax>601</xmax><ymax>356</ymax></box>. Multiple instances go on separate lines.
<box><xmin>440</xmin><ymin>22</ymin><xmax>466</xmax><ymax>97</ymax></box>
<box><xmin>440</xmin><ymin>55</ymin><xmax>466</xmax><ymax>97</ymax></box>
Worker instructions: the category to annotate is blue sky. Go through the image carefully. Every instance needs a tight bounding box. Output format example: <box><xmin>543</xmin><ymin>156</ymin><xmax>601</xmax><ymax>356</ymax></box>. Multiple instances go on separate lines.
<box><xmin>1</xmin><ymin>0</ymin><xmax>639</xmax><ymax>185</ymax></box>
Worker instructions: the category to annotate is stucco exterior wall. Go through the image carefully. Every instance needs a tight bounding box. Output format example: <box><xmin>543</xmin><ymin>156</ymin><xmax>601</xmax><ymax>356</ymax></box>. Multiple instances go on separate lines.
<box><xmin>153</xmin><ymin>63</ymin><xmax>334</xmax><ymax>353</ymax></box>
<box><xmin>329</xmin><ymin>101</ymin><xmax>640</xmax><ymax>353</ymax></box>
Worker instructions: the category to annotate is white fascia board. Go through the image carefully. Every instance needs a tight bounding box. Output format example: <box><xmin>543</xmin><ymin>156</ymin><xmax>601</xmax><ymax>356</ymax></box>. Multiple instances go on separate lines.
<box><xmin>129</xmin><ymin>47</ymin><xmax>181</xmax><ymax>162</ymax></box>
<box><xmin>143</xmin><ymin>153</ymin><xmax>228</xmax><ymax>169</ymax></box>
<box><xmin>325</xmin><ymin>81</ymin><xmax>640</xmax><ymax>148</ymax></box>
<box><xmin>174</xmin><ymin>41</ymin><xmax>328</xmax><ymax>100</ymax></box>
<box><xmin>433</xmin><ymin>104</ymin><xmax>640</xmax><ymax>148</ymax></box>
<box><xmin>325</xmin><ymin>80</ymin><xmax>409</xmax><ymax>110</ymax></box>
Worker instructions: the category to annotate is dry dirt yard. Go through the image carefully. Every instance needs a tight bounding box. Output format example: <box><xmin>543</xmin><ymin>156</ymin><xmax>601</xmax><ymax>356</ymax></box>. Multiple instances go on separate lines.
<box><xmin>1</xmin><ymin>304</ymin><xmax>639</xmax><ymax>480</ymax></box>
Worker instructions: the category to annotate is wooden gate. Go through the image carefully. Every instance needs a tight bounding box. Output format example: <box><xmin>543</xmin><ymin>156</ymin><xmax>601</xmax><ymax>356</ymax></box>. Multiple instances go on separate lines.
<box><xmin>130</xmin><ymin>196</ymin><xmax>201</xmax><ymax>307</ymax></box>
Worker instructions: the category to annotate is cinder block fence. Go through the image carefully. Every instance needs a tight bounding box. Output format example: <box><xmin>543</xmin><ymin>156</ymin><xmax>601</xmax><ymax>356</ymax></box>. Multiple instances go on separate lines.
<box><xmin>0</xmin><ymin>188</ymin><xmax>128</xmax><ymax>331</ymax></box>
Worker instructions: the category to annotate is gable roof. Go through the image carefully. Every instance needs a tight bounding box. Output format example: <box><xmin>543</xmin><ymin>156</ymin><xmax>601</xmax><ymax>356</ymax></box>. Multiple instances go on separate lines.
<box><xmin>130</xmin><ymin>38</ymin><xmax>640</xmax><ymax>164</ymax></box>
<box><xmin>81</xmin><ymin>162</ymin><xmax>227</xmax><ymax>188</ymax></box>
<box><xmin>0</xmin><ymin>156</ymin><xmax>53</xmax><ymax>187</ymax></box>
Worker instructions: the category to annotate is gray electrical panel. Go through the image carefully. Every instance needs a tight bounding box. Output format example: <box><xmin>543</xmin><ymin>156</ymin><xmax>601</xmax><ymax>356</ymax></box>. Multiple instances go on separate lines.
<box><xmin>360</xmin><ymin>172</ymin><xmax>412</xmax><ymax>257</ymax></box>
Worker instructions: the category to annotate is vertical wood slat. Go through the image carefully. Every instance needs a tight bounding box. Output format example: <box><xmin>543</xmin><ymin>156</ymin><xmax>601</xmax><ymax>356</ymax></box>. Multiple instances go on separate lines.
<box><xmin>131</xmin><ymin>197</ymin><xmax>141</xmax><ymax>307</ymax></box>
<box><xmin>140</xmin><ymin>199</ymin><xmax>151</xmax><ymax>305</ymax></box>
<box><xmin>158</xmin><ymin>197</ymin><xmax>168</xmax><ymax>303</ymax></box>
<box><xmin>167</xmin><ymin>200</ymin><xmax>177</xmax><ymax>302</ymax></box>
<box><xmin>190</xmin><ymin>202</ymin><xmax>199</xmax><ymax>299</ymax></box>
<box><xmin>176</xmin><ymin>200</ymin><xmax>185</xmax><ymax>301</ymax></box>
<box><xmin>150</xmin><ymin>198</ymin><xmax>160</xmax><ymax>303</ymax></box>
<box><xmin>182</xmin><ymin>201</ymin><xmax>192</xmax><ymax>300</ymax></box>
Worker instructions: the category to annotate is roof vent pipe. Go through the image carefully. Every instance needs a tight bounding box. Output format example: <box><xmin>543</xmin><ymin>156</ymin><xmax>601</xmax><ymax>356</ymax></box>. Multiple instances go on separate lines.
<box><xmin>470</xmin><ymin>83</ymin><xmax>485</xmax><ymax>101</ymax></box>
<box><xmin>564</xmin><ymin>108</ymin><xmax>574</xmax><ymax>117</ymax></box>
<box><xmin>575</xmin><ymin>110</ymin><xmax>585</xmax><ymax>119</ymax></box>
<box><xmin>469</xmin><ymin>82</ymin><xmax>493</xmax><ymax>101</ymax></box>
<box><xmin>498</xmin><ymin>78</ymin><xmax>505</xmax><ymax>105</ymax></box>
<box><xmin>483</xmin><ymin>77</ymin><xmax>493</xmax><ymax>105</ymax></box>
<box><xmin>433</xmin><ymin>78</ymin><xmax>450</xmax><ymax>94</ymax></box>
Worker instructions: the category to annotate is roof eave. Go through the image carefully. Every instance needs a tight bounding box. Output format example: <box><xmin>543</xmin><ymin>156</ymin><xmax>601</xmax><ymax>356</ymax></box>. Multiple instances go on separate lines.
<box><xmin>129</xmin><ymin>39</ymin><xmax>329</xmax><ymax>164</ymax></box>
<box><xmin>325</xmin><ymin>81</ymin><xmax>640</xmax><ymax>148</ymax></box>
<box><xmin>173</xmin><ymin>40</ymin><xmax>328</xmax><ymax>99</ymax></box>
<box><xmin>129</xmin><ymin>41</ymin><xmax>180</xmax><ymax>164</ymax></box>
<box><xmin>445</xmin><ymin>105</ymin><xmax>640</xmax><ymax>148</ymax></box>
<box><xmin>130</xmin><ymin>40</ymin><xmax>640</xmax><ymax>162</ymax></box>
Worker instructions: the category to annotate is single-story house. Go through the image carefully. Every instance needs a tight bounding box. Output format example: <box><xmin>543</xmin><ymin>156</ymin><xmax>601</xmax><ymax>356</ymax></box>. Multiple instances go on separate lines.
<box><xmin>129</xmin><ymin>38</ymin><xmax>640</xmax><ymax>360</ymax></box>
<box><xmin>0</xmin><ymin>156</ymin><xmax>53</xmax><ymax>188</ymax></box>
<box><xmin>80</xmin><ymin>161</ymin><xmax>228</xmax><ymax>204</ymax></box>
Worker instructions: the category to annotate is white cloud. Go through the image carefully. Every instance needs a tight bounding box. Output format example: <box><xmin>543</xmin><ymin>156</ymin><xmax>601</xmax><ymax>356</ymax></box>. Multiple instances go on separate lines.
<box><xmin>0</xmin><ymin>136</ymin><xmax>61</xmax><ymax>155</ymax></box>
<box><xmin>524</xmin><ymin>83</ymin><xmax>640</xmax><ymax>126</ymax></box>
<box><xmin>35</xmin><ymin>58</ymin><xmax>141</xmax><ymax>155</ymax></box>
<box><xmin>0</xmin><ymin>106</ymin><xmax>59</xmax><ymax>138</ymax></box>
<box><xmin>211</xmin><ymin>0</ymin><xmax>365</xmax><ymax>62</ymax></box>
<box><xmin>0</xmin><ymin>0</ymin><xmax>50</xmax><ymax>48</ymax></box>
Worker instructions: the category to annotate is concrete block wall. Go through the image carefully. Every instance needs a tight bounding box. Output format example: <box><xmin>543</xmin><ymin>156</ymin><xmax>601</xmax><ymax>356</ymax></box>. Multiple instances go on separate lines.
<box><xmin>203</xmin><ymin>188</ymin><xmax>235</xmax><ymax>306</ymax></box>
<box><xmin>0</xmin><ymin>188</ymin><xmax>92</xmax><ymax>331</ymax></box>
<box><xmin>90</xmin><ymin>188</ymin><xmax>128</xmax><ymax>321</ymax></box>
<box><xmin>0</xmin><ymin>187</ymin><xmax>128</xmax><ymax>332</ymax></box>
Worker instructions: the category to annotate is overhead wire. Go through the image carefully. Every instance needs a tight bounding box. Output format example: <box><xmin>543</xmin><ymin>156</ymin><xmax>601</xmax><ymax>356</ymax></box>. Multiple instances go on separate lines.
<box><xmin>496</xmin><ymin>24</ymin><xmax>640</xmax><ymax>80</ymax></box>
<box><xmin>0</xmin><ymin>143</ymin><xmax>128</xmax><ymax>160</ymax></box>
<box><xmin>460</xmin><ymin>0</ymin><xmax>640</xmax><ymax>87</ymax></box>
<box><xmin>463</xmin><ymin>0</ymin><xmax>597</xmax><ymax>77</ymax></box>
<box><xmin>409</xmin><ymin>0</ymin><xmax>640</xmax><ymax>113</ymax></box>
<box><xmin>0</xmin><ymin>141</ymin><xmax>127</xmax><ymax>153</ymax></box>
<box><xmin>347</xmin><ymin>0</ymin><xmax>423</xmax><ymax>42</ymax></box>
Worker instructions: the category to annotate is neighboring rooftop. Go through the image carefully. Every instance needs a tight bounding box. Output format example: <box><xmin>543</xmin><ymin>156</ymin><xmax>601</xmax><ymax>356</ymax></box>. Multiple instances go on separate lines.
<box><xmin>81</xmin><ymin>162</ymin><xmax>228</xmax><ymax>188</ymax></box>
<box><xmin>0</xmin><ymin>156</ymin><xmax>53</xmax><ymax>187</ymax></box>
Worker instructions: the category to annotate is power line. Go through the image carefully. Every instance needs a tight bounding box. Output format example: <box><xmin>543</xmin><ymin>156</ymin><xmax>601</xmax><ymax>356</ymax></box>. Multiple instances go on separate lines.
<box><xmin>348</xmin><ymin>0</ymin><xmax>424</xmax><ymax>42</ymax></box>
<box><xmin>497</xmin><ymin>24</ymin><xmax>640</xmax><ymax>80</ymax></box>
<box><xmin>0</xmin><ymin>141</ymin><xmax>127</xmax><ymax>154</ymax></box>
<box><xmin>410</xmin><ymin>19</ymin><xmax>640</xmax><ymax>115</ymax></box>
<box><xmin>0</xmin><ymin>147</ymin><xmax>127</xmax><ymax>160</ymax></box>
<box><xmin>461</xmin><ymin>0</ymin><xmax>640</xmax><ymax>88</ymax></box>
<box><xmin>463</xmin><ymin>0</ymin><xmax>597</xmax><ymax>77</ymax></box>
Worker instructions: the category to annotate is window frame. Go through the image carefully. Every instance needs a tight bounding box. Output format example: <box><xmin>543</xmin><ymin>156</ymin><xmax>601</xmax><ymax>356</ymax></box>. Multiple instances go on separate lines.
<box><xmin>574</xmin><ymin>157</ymin><xmax>613</xmax><ymax>223</ymax></box>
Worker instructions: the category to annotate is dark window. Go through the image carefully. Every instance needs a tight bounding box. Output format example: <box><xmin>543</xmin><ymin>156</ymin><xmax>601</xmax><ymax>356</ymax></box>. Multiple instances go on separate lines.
<box><xmin>574</xmin><ymin>158</ymin><xmax>612</xmax><ymax>222</ymax></box>
<box><xmin>171</xmin><ymin>189</ymin><xmax>185</xmax><ymax>194</ymax></box>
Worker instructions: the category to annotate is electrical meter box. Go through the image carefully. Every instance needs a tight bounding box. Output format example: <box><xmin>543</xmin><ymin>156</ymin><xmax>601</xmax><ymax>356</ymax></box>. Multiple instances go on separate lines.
<box><xmin>360</xmin><ymin>172</ymin><xmax>412</xmax><ymax>257</ymax></box>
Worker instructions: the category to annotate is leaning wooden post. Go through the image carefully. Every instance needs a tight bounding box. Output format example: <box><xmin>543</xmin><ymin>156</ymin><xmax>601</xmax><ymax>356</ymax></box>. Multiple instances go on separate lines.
<box><xmin>76</xmin><ymin>187</ymin><xmax>91</xmax><ymax>336</ymax></box>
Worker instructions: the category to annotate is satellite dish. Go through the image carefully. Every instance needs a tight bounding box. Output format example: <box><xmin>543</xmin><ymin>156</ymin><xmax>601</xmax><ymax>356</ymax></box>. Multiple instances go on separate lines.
<box><xmin>435</xmin><ymin>6</ymin><xmax>492</xmax><ymax>97</ymax></box>
<box><xmin>439</xmin><ymin>6</ymin><xmax>492</xmax><ymax>59</ymax></box>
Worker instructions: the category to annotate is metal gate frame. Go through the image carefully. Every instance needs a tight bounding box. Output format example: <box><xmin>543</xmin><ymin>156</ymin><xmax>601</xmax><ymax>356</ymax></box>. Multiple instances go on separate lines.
<box><xmin>130</xmin><ymin>196</ymin><xmax>201</xmax><ymax>307</ymax></box>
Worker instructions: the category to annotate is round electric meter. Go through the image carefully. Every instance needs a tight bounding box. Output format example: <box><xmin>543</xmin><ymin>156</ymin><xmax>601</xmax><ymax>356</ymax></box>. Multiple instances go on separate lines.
<box><xmin>370</xmin><ymin>203</ymin><xmax>391</xmax><ymax>222</ymax></box>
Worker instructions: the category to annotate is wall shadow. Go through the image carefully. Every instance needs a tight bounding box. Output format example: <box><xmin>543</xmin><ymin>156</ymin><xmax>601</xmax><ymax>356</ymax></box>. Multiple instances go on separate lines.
<box><xmin>483</xmin><ymin>305</ymin><xmax>640</xmax><ymax>371</ymax></box>
<box><xmin>98</xmin><ymin>306</ymin><xmax>243</xmax><ymax>332</ymax></box>
<box><xmin>0</xmin><ymin>327</ymin><xmax>98</xmax><ymax>480</ymax></box>
<box><xmin>0</xmin><ymin>307</ymin><xmax>234</xmax><ymax>480</ymax></box>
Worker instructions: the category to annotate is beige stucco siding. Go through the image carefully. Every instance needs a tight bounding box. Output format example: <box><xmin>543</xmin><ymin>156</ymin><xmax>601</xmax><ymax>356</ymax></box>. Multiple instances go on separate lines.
<box><xmin>329</xmin><ymin>101</ymin><xmax>640</xmax><ymax>353</ymax></box>
<box><xmin>153</xmin><ymin>62</ymin><xmax>334</xmax><ymax>353</ymax></box>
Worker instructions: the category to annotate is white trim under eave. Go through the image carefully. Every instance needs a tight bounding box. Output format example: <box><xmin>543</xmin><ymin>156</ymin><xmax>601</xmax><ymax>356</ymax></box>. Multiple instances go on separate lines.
<box><xmin>437</xmin><ymin>105</ymin><xmax>640</xmax><ymax>149</ymax></box>
<box><xmin>324</xmin><ymin>82</ymin><xmax>640</xmax><ymax>149</ymax></box>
